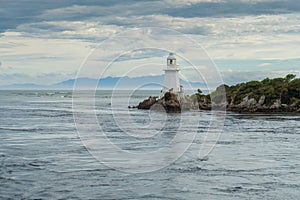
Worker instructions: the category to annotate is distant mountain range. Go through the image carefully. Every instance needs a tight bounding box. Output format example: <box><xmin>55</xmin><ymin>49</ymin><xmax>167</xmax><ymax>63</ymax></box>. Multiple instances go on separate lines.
<box><xmin>0</xmin><ymin>75</ymin><xmax>205</xmax><ymax>90</ymax></box>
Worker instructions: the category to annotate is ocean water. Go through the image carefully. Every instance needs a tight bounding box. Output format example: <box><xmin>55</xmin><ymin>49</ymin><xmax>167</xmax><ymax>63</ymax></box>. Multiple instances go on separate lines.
<box><xmin>0</xmin><ymin>90</ymin><xmax>299</xmax><ymax>199</ymax></box>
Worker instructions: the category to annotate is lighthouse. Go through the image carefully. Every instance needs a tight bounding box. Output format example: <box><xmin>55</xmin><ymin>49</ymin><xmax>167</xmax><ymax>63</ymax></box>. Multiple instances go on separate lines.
<box><xmin>162</xmin><ymin>53</ymin><xmax>183</xmax><ymax>95</ymax></box>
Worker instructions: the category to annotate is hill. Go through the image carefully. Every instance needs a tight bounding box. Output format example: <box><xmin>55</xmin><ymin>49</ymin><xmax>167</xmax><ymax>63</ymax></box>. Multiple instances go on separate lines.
<box><xmin>0</xmin><ymin>75</ymin><xmax>205</xmax><ymax>90</ymax></box>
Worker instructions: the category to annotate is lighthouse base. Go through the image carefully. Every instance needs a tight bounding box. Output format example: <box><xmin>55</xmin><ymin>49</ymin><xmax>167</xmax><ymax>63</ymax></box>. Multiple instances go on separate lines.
<box><xmin>137</xmin><ymin>91</ymin><xmax>199</xmax><ymax>113</ymax></box>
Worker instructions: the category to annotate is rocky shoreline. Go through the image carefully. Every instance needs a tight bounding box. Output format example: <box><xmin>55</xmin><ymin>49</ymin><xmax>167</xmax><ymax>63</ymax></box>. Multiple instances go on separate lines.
<box><xmin>226</xmin><ymin>96</ymin><xmax>300</xmax><ymax>113</ymax></box>
<box><xmin>134</xmin><ymin>93</ymin><xmax>300</xmax><ymax>113</ymax></box>
<box><xmin>133</xmin><ymin>75</ymin><xmax>300</xmax><ymax>113</ymax></box>
<box><xmin>135</xmin><ymin>94</ymin><xmax>199</xmax><ymax>113</ymax></box>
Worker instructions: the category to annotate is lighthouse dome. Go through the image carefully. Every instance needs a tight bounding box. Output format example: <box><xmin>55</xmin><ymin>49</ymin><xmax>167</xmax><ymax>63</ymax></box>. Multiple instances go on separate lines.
<box><xmin>167</xmin><ymin>52</ymin><xmax>176</xmax><ymax>60</ymax></box>
<box><xmin>167</xmin><ymin>52</ymin><xmax>177</xmax><ymax>66</ymax></box>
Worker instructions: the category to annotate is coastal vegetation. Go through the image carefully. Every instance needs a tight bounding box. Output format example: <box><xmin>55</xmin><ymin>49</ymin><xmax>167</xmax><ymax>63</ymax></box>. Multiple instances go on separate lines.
<box><xmin>211</xmin><ymin>74</ymin><xmax>300</xmax><ymax>106</ymax></box>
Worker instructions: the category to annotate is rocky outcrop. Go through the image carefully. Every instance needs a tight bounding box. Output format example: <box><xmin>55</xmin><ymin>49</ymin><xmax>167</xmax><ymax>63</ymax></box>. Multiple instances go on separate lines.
<box><xmin>137</xmin><ymin>96</ymin><xmax>158</xmax><ymax>109</ymax></box>
<box><xmin>159</xmin><ymin>99</ymin><xmax>181</xmax><ymax>112</ymax></box>
<box><xmin>258</xmin><ymin>95</ymin><xmax>265</xmax><ymax>105</ymax></box>
<box><xmin>137</xmin><ymin>92</ymin><xmax>195</xmax><ymax>113</ymax></box>
<box><xmin>270</xmin><ymin>99</ymin><xmax>281</xmax><ymax>109</ymax></box>
<box><xmin>227</xmin><ymin>96</ymin><xmax>300</xmax><ymax>113</ymax></box>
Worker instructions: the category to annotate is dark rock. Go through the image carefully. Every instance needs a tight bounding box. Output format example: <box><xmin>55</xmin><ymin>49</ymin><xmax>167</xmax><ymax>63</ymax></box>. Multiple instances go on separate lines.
<box><xmin>137</xmin><ymin>92</ymin><xmax>187</xmax><ymax>113</ymax></box>
<box><xmin>137</xmin><ymin>96</ymin><xmax>158</xmax><ymax>110</ymax></box>
<box><xmin>163</xmin><ymin>99</ymin><xmax>181</xmax><ymax>113</ymax></box>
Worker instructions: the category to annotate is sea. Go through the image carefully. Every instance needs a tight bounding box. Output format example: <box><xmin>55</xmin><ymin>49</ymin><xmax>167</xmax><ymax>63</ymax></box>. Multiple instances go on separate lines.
<box><xmin>0</xmin><ymin>90</ymin><xmax>299</xmax><ymax>200</ymax></box>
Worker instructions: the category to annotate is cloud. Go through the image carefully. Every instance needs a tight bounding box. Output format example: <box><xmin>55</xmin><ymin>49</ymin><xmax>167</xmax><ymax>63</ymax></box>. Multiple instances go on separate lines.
<box><xmin>10</xmin><ymin>13</ymin><xmax>300</xmax><ymax>50</ymax></box>
<box><xmin>164</xmin><ymin>0</ymin><xmax>224</xmax><ymax>7</ymax></box>
<box><xmin>0</xmin><ymin>32</ymin><xmax>93</xmax><ymax>80</ymax></box>
<box><xmin>1</xmin><ymin>0</ymin><xmax>299</xmax><ymax>34</ymax></box>
<box><xmin>101</xmin><ymin>15</ymin><xmax>211</xmax><ymax>35</ymax></box>
<box><xmin>0</xmin><ymin>0</ymin><xmax>299</xmax><ymax>85</ymax></box>
<box><xmin>16</xmin><ymin>21</ymin><xmax>125</xmax><ymax>41</ymax></box>
<box><xmin>181</xmin><ymin>65</ymin><xmax>208</xmax><ymax>70</ymax></box>
<box><xmin>115</xmin><ymin>49</ymin><xmax>167</xmax><ymax>62</ymax></box>
<box><xmin>0</xmin><ymin>72</ymin><xmax>76</xmax><ymax>86</ymax></box>
<box><xmin>0</xmin><ymin>0</ymin><xmax>73</xmax><ymax>33</ymax></box>
<box><xmin>164</xmin><ymin>0</ymin><xmax>300</xmax><ymax>18</ymax></box>
<box><xmin>258</xmin><ymin>62</ymin><xmax>272</xmax><ymax>67</ymax></box>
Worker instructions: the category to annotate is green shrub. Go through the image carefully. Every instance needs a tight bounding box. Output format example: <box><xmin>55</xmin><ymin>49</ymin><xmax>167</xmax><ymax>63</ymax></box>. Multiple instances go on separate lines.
<box><xmin>207</xmin><ymin>74</ymin><xmax>299</xmax><ymax>106</ymax></box>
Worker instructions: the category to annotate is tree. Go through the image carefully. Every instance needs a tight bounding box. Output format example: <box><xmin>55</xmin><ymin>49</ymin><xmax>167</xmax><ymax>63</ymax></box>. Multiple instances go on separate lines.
<box><xmin>262</xmin><ymin>77</ymin><xmax>271</xmax><ymax>84</ymax></box>
<box><xmin>285</xmin><ymin>74</ymin><xmax>296</xmax><ymax>83</ymax></box>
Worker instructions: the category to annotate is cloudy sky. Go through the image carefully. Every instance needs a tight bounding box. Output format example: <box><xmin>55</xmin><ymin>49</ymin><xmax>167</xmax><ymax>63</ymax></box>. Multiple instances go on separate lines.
<box><xmin>0</xmin><ymin>0</ymin><xmax>299</xmax><ymax>86</ymax></box>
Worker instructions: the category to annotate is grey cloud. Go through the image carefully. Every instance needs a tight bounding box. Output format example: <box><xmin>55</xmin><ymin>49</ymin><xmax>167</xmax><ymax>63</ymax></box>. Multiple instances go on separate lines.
<box><xmin>101</xmin><ymin>15</ymin><xmax>211</xmax><ymax>35</ymax></box>
<box><xmin>16</xmin><ymin>21</ymin><xmax>125</xmax><ymax>42</ymax></box>
<box><xmin>116</xmin><ymin>49</ymin><xmax>167</xmax><ymax>62</ymax></box>
<box><xmin>0</xmin><ymin>0</ymin><xmax>160</xmax><ymax>33</ymax></box>
<box><xmin>165</xmin><ymin>0</ymin><xmax>300</xmax><ymax>18</ymax></box>
<box><xmin>0</xmin><ymin>1</ymin><xmax>72</xmax><ymax>32</ymax></box>
<box><xmin>1</xmin><ymin>0</ymin><xmax>299</xmax><ymax>34</ymax></box>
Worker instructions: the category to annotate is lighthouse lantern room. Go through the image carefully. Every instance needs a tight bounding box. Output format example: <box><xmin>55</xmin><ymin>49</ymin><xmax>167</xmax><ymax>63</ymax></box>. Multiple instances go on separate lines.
<box><xmin>162</xmin><ymin>53</ymin><xmax>183</xmax><ymax>95</ymax></box>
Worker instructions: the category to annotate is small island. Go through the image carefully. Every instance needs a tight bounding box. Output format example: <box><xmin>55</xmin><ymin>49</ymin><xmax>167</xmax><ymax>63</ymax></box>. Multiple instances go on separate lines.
<box><xmin>137</xmin><ymin>74</ymin><xmax>300</xmax><ymax>113</ymax></box>
<box><xmin>134</xmin><ymin>53</ymin><xmax>299</xmax><ymax>113</ymax></box>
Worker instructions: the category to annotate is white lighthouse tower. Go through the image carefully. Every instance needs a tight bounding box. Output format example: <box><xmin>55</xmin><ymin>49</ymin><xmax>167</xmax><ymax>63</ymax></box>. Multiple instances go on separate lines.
<box><xmin>162</xmin><ymin>53</ymin><xmax>183</xmax><ymax>95</ymax></box>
